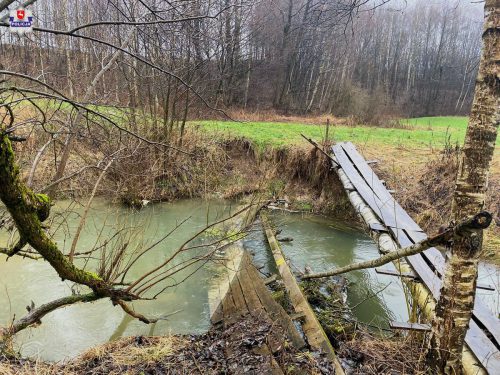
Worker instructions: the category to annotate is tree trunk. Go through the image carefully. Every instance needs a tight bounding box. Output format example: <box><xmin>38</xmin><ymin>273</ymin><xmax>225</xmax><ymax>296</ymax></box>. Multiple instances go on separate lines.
<box><xmin>426</xmin><ymin>1</ymin><xmax>499</xmax><ymax>373</ymax></box>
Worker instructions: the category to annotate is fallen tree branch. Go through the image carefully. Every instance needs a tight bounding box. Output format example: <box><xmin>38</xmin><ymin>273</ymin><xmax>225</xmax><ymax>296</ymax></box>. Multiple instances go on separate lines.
<box><xmin>300</xmin><ymin>134</ymin><xmax>339</xmax><ymax>167</ymax></box>
<box><xmin>302</xmin><ymin>211</ymin><xmax>492</xmax><ymax>280</ymax></box>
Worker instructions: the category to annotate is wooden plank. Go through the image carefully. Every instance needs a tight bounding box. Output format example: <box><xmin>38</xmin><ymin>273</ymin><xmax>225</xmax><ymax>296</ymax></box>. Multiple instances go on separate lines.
<box><xmin>222</xmin><ymin>291</ymin><xmax>238</xmax><ymax>326</ymax></box>
<box><xmin>245</xmin><ymin>260</ymin><xmax>306</xmax><ymax>349</ymax></box>
<box><xmin>331</xmin><ymin>142</ymin><xmax>500</xmax><ymax>372</ymax></box>
<box><xmin>333</xmin><ymin>144</ymin><xmax>401</xmax><ymax>228</ymax></box>
<box><xmin>405</xmin><ymin>230</ymin><xmax>446</xmax><ymax>275</ymax></box>
<box><xmin>392</xmin><ymin>225</ymin><xmax>500</xmax><ymax>372</ymax></box>
<box><xmin>343</xmin><ymin>144</ymin><xmax>500</xmax><ymax>352</ymax></box>
<box><xmin>375</xmin><ymin>267</ymin><xmax>418</xmax><ymax>279</ymax></box>
<box><xmin>403</xmin><ymin>231</ymin><xmax>495</xmax><ymax>289</ymax></box>
<box><xmin>390</xmin><ymin>321</ymin><xmax>431</xmax><ymax>331</ymax></box>
<box><xmin>229</xmin><ymin>273</ymin><xmax>249</xmax><ymax>316</ymax></box>
<box><xmin>467</xmin><ymin>320</ymin><xmax>500</xmax><ymax>375</ymax></box>
<box><xmin>237</xmin><ymin>254</ymin><xmax>266</xmax><ymax>316</ymax></box>
<box><xmin>403</xmin><ymin>229</ymin><xmax>500</xmax><ymax>345</ymax></box>
<box><xmin>390</xmin><ymin>228</ymin><xmax>442</xmax><ymax>298</ymax></box>
<box><xmin>261</xmin><ymin>213</ymin><xmax>344</xmax><ymax>374</ymax></box>
<box><xmin>340</xmin><ymin>142</ymin><xmax>421</xmax><ymax>232</ymax></box>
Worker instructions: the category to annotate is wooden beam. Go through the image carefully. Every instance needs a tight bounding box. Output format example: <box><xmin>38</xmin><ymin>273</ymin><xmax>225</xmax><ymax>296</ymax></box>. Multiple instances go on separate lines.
<box><xmin>375</xmin><ymin>267</ymin><xmax>418</xmax><ymax>280</ymax></box>
<box><xmin>261</xmin><ymin>212</ymin><xmax>345</xmax><ymax>375</ymax></box>
<box><xmin>264</xmin><ymin>274</ymin><xmax>279</xmax><ymax>285</ymax></box>
<box><xmin>390</xmin><ymin>321</ymin><xmax>431</xmax><ymax>331</ymax></box>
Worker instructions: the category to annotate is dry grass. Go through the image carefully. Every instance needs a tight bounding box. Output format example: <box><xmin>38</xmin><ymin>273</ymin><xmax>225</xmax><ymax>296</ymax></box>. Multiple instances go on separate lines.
<box><xmin>76</xmin><ymin>336</ymin><xmax>183</xmax><ymax>367</ymax></box>
<box><xmin>0</xmin><ymin>336</ymin><xmax>186</xmax><ymax>375</ymax></box>
<box><xmin>340</xmin><ymin>331</ymin><xmax>428</xmax><ymax>374</ymax></box>
<box><xmin>0</xmin><ymin>357</ymin><xmax>61</xmax><ymax>375</ymax></box>
<box><xmin>1</xmin><ymin>315</ymin><xmax>336</xmax><ymax>375</ymax></box>
<box><xmin>225</xmin><ymin>108</ymin><xmax>338</xmax><ymax>125</ymax></box>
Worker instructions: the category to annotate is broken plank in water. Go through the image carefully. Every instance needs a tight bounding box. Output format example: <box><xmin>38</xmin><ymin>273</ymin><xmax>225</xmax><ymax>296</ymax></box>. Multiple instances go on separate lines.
<box><xmin>264</xmin><ymin>274</ymin><xmax>279</xmax><ymax>285</ymax></box>
<box><xmin>390</xmin><ymin>321</ymin><xmax>431</xmax><ymax>331</ymax></box>
<box><xmin>244</xmin><ymin>256</ymin><xmax>306</xmax><ymax>349</ymax></box>
<box><xmin>261</xmin><ymin>212</ymin><xmax>345</xmax><ymax>374</ymax></box>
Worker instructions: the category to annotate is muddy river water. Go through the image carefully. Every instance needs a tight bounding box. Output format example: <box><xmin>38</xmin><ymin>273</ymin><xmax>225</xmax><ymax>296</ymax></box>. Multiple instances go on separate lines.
<box><xmin>0</xmin><ymin>199</ymin><xmax>498</xmax><ymax>361</ymax></box>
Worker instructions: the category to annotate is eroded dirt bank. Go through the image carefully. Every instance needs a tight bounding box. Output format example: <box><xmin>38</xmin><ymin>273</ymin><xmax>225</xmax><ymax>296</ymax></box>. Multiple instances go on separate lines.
<box><xmin>15</xmin><ymin>131</ymin><xmax>499</xmax><ymax>260</ymax></box>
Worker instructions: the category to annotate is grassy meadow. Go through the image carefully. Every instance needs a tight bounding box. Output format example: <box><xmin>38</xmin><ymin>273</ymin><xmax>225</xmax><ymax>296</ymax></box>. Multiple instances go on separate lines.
<box><xmin>192</xmin><ymin>116</ymin><xmax>480</xmax><ymax>151</ymax></box>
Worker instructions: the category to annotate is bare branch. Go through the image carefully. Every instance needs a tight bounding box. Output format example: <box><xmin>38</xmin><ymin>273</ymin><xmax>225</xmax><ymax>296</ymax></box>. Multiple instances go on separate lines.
<box><xmin>1</xmin><ymin>293</ymin><xmax>100</xmax><ymax>339</ymax></box>
<box><xmin>302</xmin><ymin>211</ymin><xmax>493</xmax><ymax>280</ymax></box>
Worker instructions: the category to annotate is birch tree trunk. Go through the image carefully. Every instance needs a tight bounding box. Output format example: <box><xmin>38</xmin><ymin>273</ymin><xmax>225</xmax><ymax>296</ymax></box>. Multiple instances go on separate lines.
<box><xmin>426</xmin><ymin>1</ymin><xmax>499</xmax><ymax>373</ymax></box>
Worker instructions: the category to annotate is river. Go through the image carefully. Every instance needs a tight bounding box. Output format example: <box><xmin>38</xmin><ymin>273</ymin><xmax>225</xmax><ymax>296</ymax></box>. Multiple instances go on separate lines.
<box><xmin>0</xmin><ymin>199</ymin><xmax>497</xmax><ymax>361</ymax></box>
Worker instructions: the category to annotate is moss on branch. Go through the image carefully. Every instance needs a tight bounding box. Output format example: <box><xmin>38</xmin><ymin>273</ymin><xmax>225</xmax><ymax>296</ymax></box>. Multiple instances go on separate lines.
<box><xmin>0</xmin><ymin>134</ymin><xmax>123</xmax><ymax>298</ymax></box>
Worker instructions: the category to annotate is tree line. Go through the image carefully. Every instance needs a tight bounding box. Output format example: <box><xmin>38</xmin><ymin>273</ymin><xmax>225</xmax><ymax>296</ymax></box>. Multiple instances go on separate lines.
<box><xmin>0</xmin><ymin>0</ymin><xmax>483</xmax><ymax>123</ymax></box>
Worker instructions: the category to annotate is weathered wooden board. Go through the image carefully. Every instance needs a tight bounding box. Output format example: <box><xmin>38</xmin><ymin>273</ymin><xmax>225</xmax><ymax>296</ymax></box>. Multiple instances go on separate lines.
<box><xmin>237</xmin><ymin>259</ymin><xmax>266</xmax><ymax>316</ymax></box>
<box><xmin>403</xmin><ymin>230</ymin><xmax>500</xmax><ymax>345</ymax></box>
<box><xmin>333</xmin><ymin>144</ymin><xmax>402</xmax><ymax>228</ymax></box>
<box><xmin>261</xmin><ymin>213</ymin><xmax>345</xmax><ymax>374</ymax></box>
<box><xmin>392</xmin><ymin>228</ymin><xmax>442</xmax><ymax>298</ymax></box>
<box><xmin>390</xmin><ymin>321</ymin><xmax>431</xmax><ymax>331</ymax></box>
<box><xmin>245</xmin><ymin>257</ymin><xmax>306</xmax><ymax>349</ymax></box>
<box><xmin>340</xmin><ymin>142</ymin><xmax>422</xmax><ymax>232</ymax></box>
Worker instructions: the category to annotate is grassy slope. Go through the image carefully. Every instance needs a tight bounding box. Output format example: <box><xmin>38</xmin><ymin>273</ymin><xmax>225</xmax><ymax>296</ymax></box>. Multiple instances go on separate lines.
<box><xmin>193</xmin><ymin>116</ymin><xmax>490</xmax><ymax>150</ymax></box>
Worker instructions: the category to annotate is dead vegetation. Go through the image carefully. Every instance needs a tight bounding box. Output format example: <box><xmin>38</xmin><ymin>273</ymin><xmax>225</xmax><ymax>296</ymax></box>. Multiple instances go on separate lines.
<box><xmin>0</xmin><ymin>315</ymin><xmax>335</xmax><ymax>375</ymax></box>
<box><xmin>339</xmin><ymin>332</ymin><xmax>427</xmax><ymax>374</ymax></box>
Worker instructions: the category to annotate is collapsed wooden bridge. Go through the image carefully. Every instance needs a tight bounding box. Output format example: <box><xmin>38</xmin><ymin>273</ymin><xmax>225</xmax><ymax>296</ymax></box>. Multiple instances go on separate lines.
<box><xmin>330</xmin><ymin>142</ymin><xmax>500</xmax><ymax>374</ymax></box>
<box><xmin>206</xmin><ymin>141</ymin><xmax>499</xmax><ymax>374</ymax></box>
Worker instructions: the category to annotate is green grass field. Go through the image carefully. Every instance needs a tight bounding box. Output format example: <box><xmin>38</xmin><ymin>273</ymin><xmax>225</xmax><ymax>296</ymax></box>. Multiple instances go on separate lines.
<box><xmin>192</xmin><ymin>116</ymin><xmax>488</xmax><ymax>151</ymax></box>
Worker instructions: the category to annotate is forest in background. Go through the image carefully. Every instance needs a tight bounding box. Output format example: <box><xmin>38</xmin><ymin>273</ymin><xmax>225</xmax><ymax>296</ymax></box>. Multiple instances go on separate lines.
<box><xmin>0</xmin><ymin>0</ymin><xmax>499</xmax><ymax>373</ymax></box>
<box><xmin>0</xmin><ymin>0</ymin><xmax>483</xmax><ymax>125</ymax></box>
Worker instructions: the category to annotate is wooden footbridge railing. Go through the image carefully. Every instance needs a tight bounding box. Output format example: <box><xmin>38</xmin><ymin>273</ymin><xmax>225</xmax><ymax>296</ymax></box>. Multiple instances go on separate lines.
<box><xmin>331</xmin><ymin>141</ymin><xmax>500</xmax><ymax>374</ymax></box>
